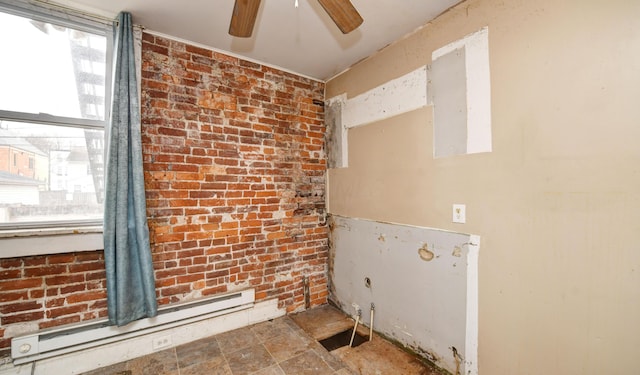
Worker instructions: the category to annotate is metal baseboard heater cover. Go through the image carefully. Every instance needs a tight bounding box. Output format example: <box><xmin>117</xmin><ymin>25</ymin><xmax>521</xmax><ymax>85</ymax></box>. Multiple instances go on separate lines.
<box><xmin>11</xmin><ymin>289</ymin><xmax>255</xmax><ymax>364</ymax></box>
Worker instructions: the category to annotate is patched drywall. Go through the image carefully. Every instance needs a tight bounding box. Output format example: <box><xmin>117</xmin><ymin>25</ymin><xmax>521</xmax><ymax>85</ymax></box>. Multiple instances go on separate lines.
<box><xmin>431</xmin><ymin>26</ymin><xmax>491</xmax><ymax>157</ymax></box>
<box><xmin>431</xmin><ymin>47</ymin><xmax>468</xmax><ymax>157</ymax></box>
<box><xmin>329</xmin><ymin>215</ymin><xmax>479</xmax><ymax>375</ymax></box>
<box><xmin>325</xmin><ymin>97</ymin><xmax>346</xmax><ymax>169</ymax></box>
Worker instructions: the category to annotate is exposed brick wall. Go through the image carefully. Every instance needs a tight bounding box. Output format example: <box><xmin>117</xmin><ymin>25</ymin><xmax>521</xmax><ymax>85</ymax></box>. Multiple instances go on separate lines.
<box><xmin>141</xmin><ymin>33</ymin><xmax>328</xmax><ymax>311</ymax></box>
<box><xmin>0</xmin><ymin>252</ymin><xmax>107</xmax><ymax>349</ymax></box>
<box><xmin>0</xmin><ymin>33</ymin><xmax>327</xmax><ymax>351</ymax></box>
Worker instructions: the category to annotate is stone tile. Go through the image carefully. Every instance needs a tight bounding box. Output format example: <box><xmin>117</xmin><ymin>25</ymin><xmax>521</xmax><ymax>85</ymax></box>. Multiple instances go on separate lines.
<box><xmin>224</xmin><ymin>344</ymin><xmax>276</xmax><ymax>375</ymax></box>
<box><xmin>310</xmin><ymin>341</ymin><xmax>349</xmax><ymax>372</ymax></box>
<box><xmin>252</xmin><ymin>364</ymin><xmax>286</xmax><ymax>375</ymax></box>
<box><xmin>279</xmin><ymin>350</ymin><xmax>334</xmax><ymax>375</ymax></box>
<box><xmin>176</xmin><ymin>336</ymin><xmax>225</xmax><ymax>369</ymax></box>
<box><xmin>180</xmin><ymin>361</ymin><xmax>233</xmax><ymax>375</ymax></box>
<box><xmin>263</xmin><ymin>327</ymin><xmax>314</xmax><ymax>362</ymax></box>
<box><xmin>251</xmin><ymin>317</ymin><xmax>294</xmax><ymax>343</ymax></box>
<box><xmin>80</xmin><ymin>362</ymin><xmax>129</xmax><ymax>375</ymax></box>
<box><xmin>216</xmin><ymin>325</ymin><xmax>261</xmax><ymax>354</ymax></box>
<box><xmin>333</xmin><ymin>368</ymin><xmax>357</xmax><ymax>375</ymax></box>
<box><xmin>126</xmin><ymin>348</ymin><xmax>178</xmax><ymax>375</ymax></box>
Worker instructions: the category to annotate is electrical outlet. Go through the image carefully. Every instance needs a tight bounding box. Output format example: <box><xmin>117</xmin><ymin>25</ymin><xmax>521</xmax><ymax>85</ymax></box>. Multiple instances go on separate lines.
<box><xmin>152</xmin><ymin>334</ymin><xmax>172</xmax><ymax>350</ymax></box>
<box><xmin>453</xmin><ymin>204</ymin><xmax>466</xmax><ymax>224</ymax></box>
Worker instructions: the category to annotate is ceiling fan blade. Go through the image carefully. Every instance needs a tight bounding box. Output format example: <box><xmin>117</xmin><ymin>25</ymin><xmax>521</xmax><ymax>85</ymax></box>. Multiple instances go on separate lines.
<box><xmin>317</xmin><ymin>0</ymin><xmax>363</xmax><ymax>34</ymax></box>
<box><xmin>229</xmin><ymin>0</ymin><xmax>261</xmax><ymax>38</ymax></box>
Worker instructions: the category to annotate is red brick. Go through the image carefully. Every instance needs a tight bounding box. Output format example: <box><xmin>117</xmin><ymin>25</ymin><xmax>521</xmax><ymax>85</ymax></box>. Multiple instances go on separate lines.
<box><xmin>0</xmin><ymin>301</ymin><xmax>42</xmax><ymax>314</ymax></box>
<box><xmin>38</xmin><ymin>315</ymin><xmax>81</xmax><ymax>329</ymax></box>
<box><xmin>0</xmin><ymin>259</ymin><xmax>22</xmax><ymax>268</ymax></box>
<box><xmin>160</xmin><ymin>284</ymin><xmax>191</xmax><ymax>297</ymax></box>
<box><xmin>47</xmin><ymin>304</ymin><xmax>88</xmax><ymax>319</ymax></box>
<box><xmin>2</xmin><ymin>311</ymin><xmax>45</xmax><ymax>324</ymax></box>
<box><xmin>45</xmin><ymin>275</ymin><xmax>84</xmax><ymax>286</ymax></box>
<box><xmin>75</xmin><ymin>252</ymin><xmax>104</xmax><ymax>262</ymax></box>
<box><xmin>66</xmin><ymin>291</ymin><xmax>106</xmax><ymax>304</ymax></box>
<box><xmin>47</xmin><ymin>254</ymin><xmax>75</xmax><ymax>264</ymax></box>
<box><xmin>69</xmin><ymin>262</ymin><xmax>105</xmax><ymax>273</ymax></box>
<box><xmin>0</xmin><ymin>269</ymin><xmax>21</xmax><ymax>279</ymax></box>
<box><xmin>176</xmin><ymin>274</ymin><xmax>203</xmax><ymax>284</ymax></box>
<box><xmin>0</xmin><ymin>278</ymin><xmax>42</xmax><ymax>291</ymax></box>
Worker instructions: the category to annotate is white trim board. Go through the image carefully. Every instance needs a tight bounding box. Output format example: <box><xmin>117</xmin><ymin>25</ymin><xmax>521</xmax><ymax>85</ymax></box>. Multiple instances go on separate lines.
<box><xmin>342</xmin><ymin>66</ymin><xmax>428</xmax><ymax>129</ymax></box>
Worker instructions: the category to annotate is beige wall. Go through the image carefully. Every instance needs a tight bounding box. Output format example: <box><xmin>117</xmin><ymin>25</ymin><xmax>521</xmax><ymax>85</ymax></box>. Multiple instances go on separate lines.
<box><xmin>326</xmin><ymin>0</ymin><xmax>640</xmax><ymax>373</ymax></box>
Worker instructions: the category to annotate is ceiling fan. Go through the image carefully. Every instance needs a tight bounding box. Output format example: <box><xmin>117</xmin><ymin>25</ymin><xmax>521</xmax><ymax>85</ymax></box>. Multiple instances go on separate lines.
<box><xmin>229</xmin><ymin>0</ymin><xmax>363</xmax><ymax>38</ymax></box>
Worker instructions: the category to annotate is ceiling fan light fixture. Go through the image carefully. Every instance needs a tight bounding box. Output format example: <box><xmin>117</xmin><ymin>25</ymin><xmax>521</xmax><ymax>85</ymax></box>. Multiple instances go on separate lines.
<box><xmin>228</xmin><ymin>0</ymin><xmax>363</xmax><ymax>38</ymax></box>
<box><xmin>317</xmin><ymin>0</ymin><xmax>363</xmax><ymax>34</ymax></box>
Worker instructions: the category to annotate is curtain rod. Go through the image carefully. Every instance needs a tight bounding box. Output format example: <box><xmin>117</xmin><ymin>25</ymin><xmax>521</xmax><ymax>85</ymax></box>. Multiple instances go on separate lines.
<box><xmin>28</xmin><ymin>0</ymin><xmax>144</xmax><ymax>29</ymax></box>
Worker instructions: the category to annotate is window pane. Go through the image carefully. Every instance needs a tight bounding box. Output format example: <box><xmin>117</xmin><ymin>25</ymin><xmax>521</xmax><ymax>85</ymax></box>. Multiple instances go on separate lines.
<box><xmin>0</xmin><ymin>11</ymin><xmax>107</xmax><ymax>121</ymax></box>
<box><xmin>0</xmin><ymin>121</ymin><xmax>104</xmax><ymax>225</ymax></box>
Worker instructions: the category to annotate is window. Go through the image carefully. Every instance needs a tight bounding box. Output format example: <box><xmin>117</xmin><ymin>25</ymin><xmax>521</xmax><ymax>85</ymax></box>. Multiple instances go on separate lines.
<box><xmin>0</xmin><ymin>3</ymin><xmax>112</xmax><ymax>233</ymax></box>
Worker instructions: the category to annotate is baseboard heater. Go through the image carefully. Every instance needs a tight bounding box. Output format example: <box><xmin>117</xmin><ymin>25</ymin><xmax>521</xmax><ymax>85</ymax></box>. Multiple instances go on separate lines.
<box><xmin>11</xmin><ymin>289</ymin><xmax>255</xmax><ymax>365</ymax></box>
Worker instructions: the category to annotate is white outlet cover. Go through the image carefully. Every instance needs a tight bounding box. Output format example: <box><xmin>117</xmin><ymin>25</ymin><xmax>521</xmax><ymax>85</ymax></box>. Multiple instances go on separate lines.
<box><xmin>152</xmin><ymin>334</ymin><xmax>172</xmax><ymax>350</ymax></box>
<box><xmin>453</xmin><ymin>204</ymin><xmax>466</xmax><ymax>223</ymax></box>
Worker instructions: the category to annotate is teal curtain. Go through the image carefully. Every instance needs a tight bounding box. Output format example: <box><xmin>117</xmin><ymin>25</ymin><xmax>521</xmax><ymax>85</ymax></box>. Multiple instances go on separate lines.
<box><xmin>104</xmin><ymin>12</ymin><xmax>157</xmax><ymax>326</ymax></box>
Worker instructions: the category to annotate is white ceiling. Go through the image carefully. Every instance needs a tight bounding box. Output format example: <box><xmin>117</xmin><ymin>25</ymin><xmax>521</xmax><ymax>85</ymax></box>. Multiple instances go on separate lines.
<box><xmin>54</xmin><ymin>0</ymin><xmax>461</xmax><ymax>81</ymax></box>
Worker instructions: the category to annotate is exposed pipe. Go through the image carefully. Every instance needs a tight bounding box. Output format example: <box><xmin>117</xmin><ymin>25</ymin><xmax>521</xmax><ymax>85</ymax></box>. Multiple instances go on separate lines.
<box><xmin>303</xmin><ymin>276</ymin><xmax>310</xmax><ymax>309</ymax></box>
<box><xmin>349</xmin><ymin>308</ymin><xmax>361</xmax><ymax>347</ymax></box>
<box><xmin>369</xmin><ymin>303</ymin><xmax>375</xmax><ymax>341</ymax></box>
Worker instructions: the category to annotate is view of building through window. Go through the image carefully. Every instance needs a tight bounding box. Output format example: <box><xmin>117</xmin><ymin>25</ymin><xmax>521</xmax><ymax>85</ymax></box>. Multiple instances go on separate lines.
<box><xmin>0</xmin><ymin>9</ymin><xmax>108</xmax><ymax>227</ymax></box>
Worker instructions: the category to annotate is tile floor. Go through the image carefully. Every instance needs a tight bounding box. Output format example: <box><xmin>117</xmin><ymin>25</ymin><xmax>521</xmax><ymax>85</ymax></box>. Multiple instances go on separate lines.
<box><xmin>82</xmin><ymin>305</ymin><xmax>445</xmax><ymax>375</ymax></box>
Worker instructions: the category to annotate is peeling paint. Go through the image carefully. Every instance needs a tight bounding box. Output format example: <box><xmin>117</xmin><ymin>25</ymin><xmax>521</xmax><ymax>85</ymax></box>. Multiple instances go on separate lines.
<box><xmin>418</xmin><ymin>243</ymin><xmax>435</xmax><ymax>261</ymax></box>
<box><xmin>452</xmin><ymin>246</ymin><xmax>462</xmax><ymax>257</ymax></box>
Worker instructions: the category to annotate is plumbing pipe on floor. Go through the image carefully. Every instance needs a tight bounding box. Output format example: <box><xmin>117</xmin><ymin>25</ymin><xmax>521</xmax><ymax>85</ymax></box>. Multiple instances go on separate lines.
<box><xmin>349</xmin><ymin>308</ymin><xmax>361</xmax><ymax>347</ymax></box>
<box><xmin>369</xmin><ymin>303</ymin><xmax>375</xmax><ymax>341</ymax></box>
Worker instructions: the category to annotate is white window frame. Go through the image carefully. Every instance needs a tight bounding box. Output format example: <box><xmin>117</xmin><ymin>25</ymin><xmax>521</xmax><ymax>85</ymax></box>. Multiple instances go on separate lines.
<box><xmin>0</xmin><ymin>1</ymin><xmax>113</xmax><ymax>257</ymax></box>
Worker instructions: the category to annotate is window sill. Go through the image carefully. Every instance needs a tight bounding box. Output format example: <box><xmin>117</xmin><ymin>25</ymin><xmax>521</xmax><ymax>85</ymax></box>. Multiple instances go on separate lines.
<box><xmin>0</xmin><ymin>226</ymin><xmax>103</xmax><ymax>258</ymax></box>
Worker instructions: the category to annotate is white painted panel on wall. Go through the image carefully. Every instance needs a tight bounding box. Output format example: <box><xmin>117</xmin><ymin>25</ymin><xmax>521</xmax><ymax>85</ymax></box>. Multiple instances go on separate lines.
<box><xmin>342</xmin><ymin>66</ymin><xmax>428</xmax><ymax>129</ymax></box>
<box><xmin>432</xmin><ymin>27</ymin><xmax>491</xmax><ymax>157</ymax></box>
<box><xmin>329</xmin><ymin>215</ymin><xmax>479</xmax><ymax>375</ymax></box>
<box><xmin>431</xmin><ymin>47</ymin><xmax>468</xmax><ymax>158</ymax></box>
<box><xmin>325</xmin><ymin>95</ymin><xmax>348</xmax><ymax>168</ymax></box>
